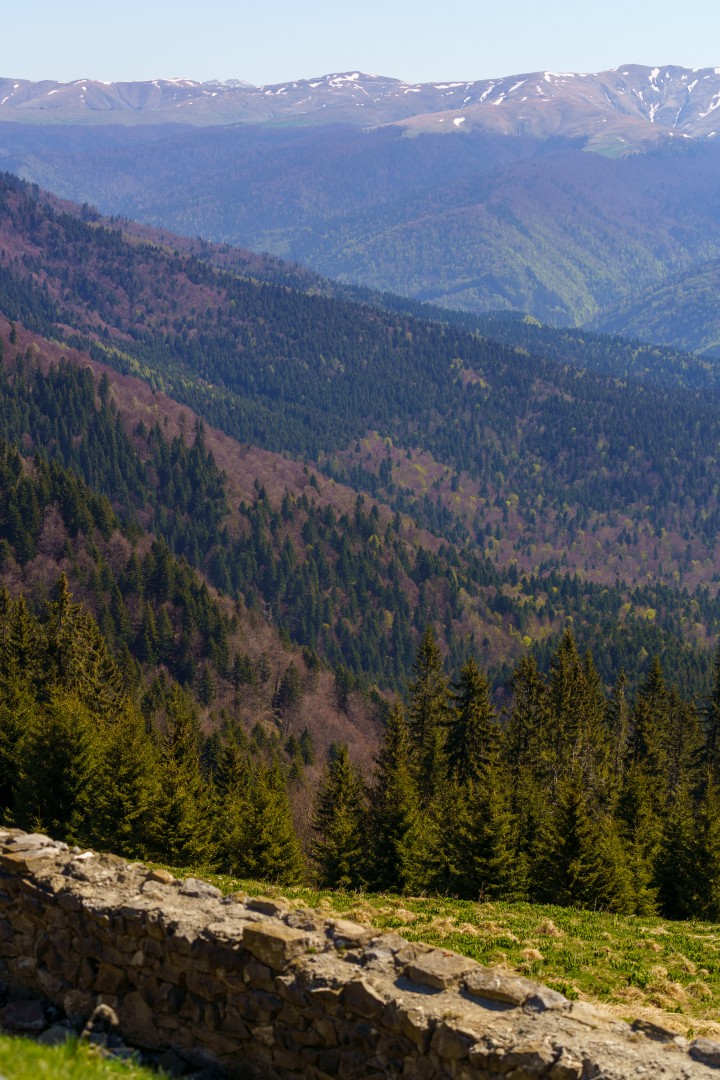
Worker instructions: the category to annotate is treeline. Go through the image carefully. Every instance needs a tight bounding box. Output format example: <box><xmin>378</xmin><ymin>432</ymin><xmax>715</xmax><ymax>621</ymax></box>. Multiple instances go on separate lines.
<box><xmin>4</xmin><ymin>573</ymin><xmax>720</xmax><ymax>919</ymax></box>
<box><xmin>314</xmin><ymin>628</ymin><xmax>720</xmax><ymax>920</ymax></box>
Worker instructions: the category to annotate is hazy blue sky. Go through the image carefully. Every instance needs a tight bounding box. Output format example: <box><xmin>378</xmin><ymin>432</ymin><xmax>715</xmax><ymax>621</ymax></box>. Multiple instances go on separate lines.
<box><xmin>7</xmin><ymin>0</ymin><xmax>720</xmax><ymax>85</ymax></box>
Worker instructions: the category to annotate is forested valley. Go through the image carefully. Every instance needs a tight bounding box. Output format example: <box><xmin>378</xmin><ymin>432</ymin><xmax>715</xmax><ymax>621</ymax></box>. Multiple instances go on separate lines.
<box><xmin>2</xmin><ymin>171</ymin><xmax>720</xmax><ymax>920</ymax></box>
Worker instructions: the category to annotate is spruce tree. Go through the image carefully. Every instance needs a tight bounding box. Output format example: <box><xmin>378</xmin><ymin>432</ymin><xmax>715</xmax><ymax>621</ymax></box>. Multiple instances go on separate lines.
<box><xmin>312</xmin><ymin>745</ymin><xmax>366</xmax><ymax>889</ymax></box>
<box><xmin>90</xmin><ymin>701</ymin><xmax>160</xmax><ymax>859</ymax></box>
<box><xmin>235</xmin><ymin>760</ymin><xmax>304</xmax><ymax>885</ymax></box>
<box><xmin>447</xmin><ymin>659</ymin><xmax>497</xmax><ymax>785</ymax></box>
<box><xmin>452</xmin><ymin>767</ymin><xmax>528</xmax><ymax>901</ymax></box>
<box><xmin>655</xmin><ymin>779</ymin><xmax>700</xmax><ymax>919</ymax></box>
<box><xmin>535</xmin><ymin>774</ymin><xmax>635</xmax><ymax>913</ymax></box>
<box><xmin>368</xmin><ymin>703</ymin><xmax>418</xmax><ymax>891</ymax></box>
<box><xmin>13</xmin><ymin>690</ymin><xmax>104</xmax><ymax>846</ymax></box>
<box><xmin>149</xmin><ymin>685</ymin><xmax>216</xmax><ymax>867</ymax></box>
<box><xmin>407</xmin><ymin>627</ymin><xmax>451</xmax><ymax>805</ymax></box>
<box><xmin>696</xmin><ymin>780</ymin><xmax>720</xmax><ymax>920</ymax></box>
<box><xmin>705</xmin><ymin>645</ymin><xmax>720</xmax><ymax>784</ymax></box>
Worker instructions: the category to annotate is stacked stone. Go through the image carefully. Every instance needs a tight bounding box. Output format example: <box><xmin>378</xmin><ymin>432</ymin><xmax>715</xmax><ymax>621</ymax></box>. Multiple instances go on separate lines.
<box><xmin>0</xmin><ymin>828</ymin><xmax>718</xmax><ymax>1079</ymax></box>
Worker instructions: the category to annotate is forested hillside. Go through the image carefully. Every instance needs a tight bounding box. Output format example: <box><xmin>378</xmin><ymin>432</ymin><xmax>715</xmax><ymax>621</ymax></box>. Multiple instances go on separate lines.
<box><xmin>4</xmin><ymin>120</ymin><xmax>720</xmax><ymax>333</ymax></box>
<box><xmin>593</xmin><ymin>259</ymin><xmax>720</xmax><ymax>358</ymax></box>
<box><xmin>1</xmin><ymin>169</ymin><xmax>720</xmax><ymax>919</ymax></box>
<box><xmin>3</xmin><ymin>172</ymin><xmax>720</xmax><ymax>695</ymax></box>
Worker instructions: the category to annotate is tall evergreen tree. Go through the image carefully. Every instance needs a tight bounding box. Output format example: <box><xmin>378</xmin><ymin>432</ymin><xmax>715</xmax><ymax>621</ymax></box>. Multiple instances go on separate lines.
<box><xmin>312</xmin><ymin>745</ymin><xmax>366</xmax><ymax>889</ymax></box>
<box><xmin>447</xmin><ymin>659</ymin><xmax>497</xmax><ymax>785</ymax></box>
<box><xmin>407</xmin><ymin>627</ymin><xmax>451</xmax><ymax>805</ymax></box>
<box><xmin>90</xmin><ymin>701</ymin><xmax>160</xmax><ymax>859</ymax></box>
<box><xmin>149</xmin><ymin>685</ymin><xmax>216</xmax><ymax>867</ymax></box>
<box><xmin>368</xmin><ymin>703</ymin><xmax>418</xmax><ymax>891</ymax></box>
<box><xmin>13</xmin><ymin>690</ymin><xmax>104</xmax><ymax>845</ymax></box>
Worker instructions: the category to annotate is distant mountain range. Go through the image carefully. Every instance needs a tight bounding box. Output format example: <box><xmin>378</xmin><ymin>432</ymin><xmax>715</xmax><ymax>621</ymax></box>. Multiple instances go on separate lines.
<box><xmin>3</xmin><ymin>64</ymin><xmax>720</xmax><ymax>349</ymax></box>
<box><xmin>3</xmin><ymin>66</ymin><xmax>720</xmax><ymax>150</ymax></box>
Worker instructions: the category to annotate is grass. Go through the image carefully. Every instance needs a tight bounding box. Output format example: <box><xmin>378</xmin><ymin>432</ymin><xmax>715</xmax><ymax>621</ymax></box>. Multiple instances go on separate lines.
<box><xmin>160</xmin><ymin>865</ymin><xmax>720</xmax><ymax>1040</ymax></box>
<box><xmin>0</xmin><ymin>1035</ymin><xmax>157</xmax><ymax>1079</ymax></box>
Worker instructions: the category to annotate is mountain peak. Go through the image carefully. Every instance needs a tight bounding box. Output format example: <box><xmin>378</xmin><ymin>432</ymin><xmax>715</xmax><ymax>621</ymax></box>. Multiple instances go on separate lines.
<box><xmin>2</xmin><ymin>66</ymin><xmax>720</xmax><ymax>147</ymax></box>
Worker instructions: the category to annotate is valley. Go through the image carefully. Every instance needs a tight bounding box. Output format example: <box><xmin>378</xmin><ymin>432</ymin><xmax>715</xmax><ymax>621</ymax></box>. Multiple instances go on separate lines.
<box><xmin>2</xmin><ymin>46</ymin><xmax>720</xmax><ymax>1059</ymax></box>
<box><xmin>3</xmin><ymin>65</ymin><xmax>720</xmax><ymax>341</ymax></box>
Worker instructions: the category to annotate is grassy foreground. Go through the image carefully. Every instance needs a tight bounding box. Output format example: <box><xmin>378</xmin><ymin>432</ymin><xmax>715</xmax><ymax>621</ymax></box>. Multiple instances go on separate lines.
<box><xmin>164</xmin><ymin>867</ymin><xmax>720</xmax><ymax>1040</ymax></box>
<box><xmin>0</xmin><ymin>1036</ymin><xmax>155</xmax><ymax>1079</ymax></box>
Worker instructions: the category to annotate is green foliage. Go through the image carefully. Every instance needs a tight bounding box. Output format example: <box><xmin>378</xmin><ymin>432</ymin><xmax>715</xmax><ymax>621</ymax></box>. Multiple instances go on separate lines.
<box><xmin>0</xmin><ymin>1034</ymin><xmax>156</xmax><ymax>1079</ymax></box>
<box><xmin>312</xmin><ymin>745</ymin><xmax>367</xmax><ymax>889</ymax></box>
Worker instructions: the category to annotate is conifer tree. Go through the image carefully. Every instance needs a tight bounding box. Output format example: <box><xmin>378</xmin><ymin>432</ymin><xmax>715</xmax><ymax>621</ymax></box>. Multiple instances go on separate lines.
<box><xmin>13</xmin><ymin>690</ymin><xmax>104</xmax><ymax>846</ymax></box>
<box><xmin>655</xmin><ymin>779</ymin><xmax>700</xmax><ymax>919</ymax></box>
<box><xmin>452</xmin><ymin>767</ymin><xmax>528</xmax><ymax>901</ymax></box>
<box><xmin>616</xmin><ymin>761</ymin><xmax>661</xmax><ymax>914</ymax></box>
<box><xmin>90</xmin><ymin>701</ymin><xmax>160</xmax><ymax>859</ymax></box>
<box><xmin>312</xmin><ymin>745</ymin><xmax>366</xmax><ymax>889</ymax></box>
<box><xmin>607</xmin><ymin>671</ymin><xmax>631</xmax><ymax>789</ymax></box>
<box><xmin>535</xmin><ymin>774</ymin><xmax>635</xmax><ymax>912</ymax></box>
<box><xmin>505</xmin><ymin>655</ymin><xmax>549</xmax><ymax>770</ymax></box>
<box><xmin>213</xmin><ymin>723</ymin><xmax>304</xmax><ymax>884</ymax></box>
<box><xmin>630</xmin><ymin>658</ymin><xmax>670</xmax><ymax>777</ymax></box>
<box><xmin>368</xmin><ymin>703</ymin><xmax>418</xmax><ymax>891</ymax></box>
<box><xmin>150</xmin><ymin>685</ymin><xmax>216</xmax><ymax>867</ymax></box>
<box><xmin>45</xmin><ymin>574</ymin><xmax>124</xmax><ymax>716</ymax></box>
<box><xmin>447</xmin><ymin>659</ymin><xmax>497</xmax><ymax>785</ymax></box>
<box><xmin>407</xmin><ymin>627</ymin><xmax>451</xmax><ymax>805</ymax></box>
<box><xmin>233</xmin><ymin>759</ymin><xmax>304</xmax><ymax>885</ymax></box>
<box><xmin>504</xmin><ymin>654</ymin><xmax>551</xmax><ymax>885</ymax></box>
<box><xmin>704</xmin><ymin>645</ymin><xmax>720</xmax><ymax>784</ymax></box>
<box><xmin>696</xmin><ymin>780</ymin><xmax>720</xmax><ymax>920</ymax></box>
<box><xmin>0</xmin><ymin>592</ymin><xmax>43</xmax><ymax>811</ymax></box>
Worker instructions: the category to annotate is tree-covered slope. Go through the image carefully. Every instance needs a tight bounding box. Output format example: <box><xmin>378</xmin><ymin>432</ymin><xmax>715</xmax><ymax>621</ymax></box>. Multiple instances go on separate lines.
<box><xmin>3</xmin><ymin>172</ymin><xmax>720</xmax><ymax>924</ymax></box>
<box><xmin>592</xmin><ymin>259</ymin><xmax>720</xmax><ymax>359</ymax></box>
<box><xmin>4</xmin><ymin>122</ymin><xmax>720</xmax><ymax>331</ymax></box>
<box><xmin>2</xmin><ymin>175</ymin><xmax>720</xmax><ymax>701</ymax></box>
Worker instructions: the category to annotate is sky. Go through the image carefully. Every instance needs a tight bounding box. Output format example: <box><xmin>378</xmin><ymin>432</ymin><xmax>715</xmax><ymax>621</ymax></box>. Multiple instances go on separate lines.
<box><xmin>5</xmin><ymin>0</ymin><xmax>720</xmax><ymax>86</ymax></box>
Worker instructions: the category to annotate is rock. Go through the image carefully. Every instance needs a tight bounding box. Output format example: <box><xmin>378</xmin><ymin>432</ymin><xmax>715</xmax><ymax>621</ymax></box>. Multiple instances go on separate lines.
<box><xmin>243</xmin><ymin>922</ymin><xmax>312</xmax><ymax>969</ymax></box>
<box><xmin>62</xmin><ymin>989</ymin><xmax>95</xmax><ymax>1024</ymax></box>
<box><xmin>1</xmin><ymin>998</ymin><xmax>47</xmax><ymax>1033</ymax></box>
<box><xmin>147</xmin><ymin>869</ymin><xmax>176</xmax><ymax>885</ymax></box>
<box><xmin>566</xmin><ymin>1000</ymin><xmax>624</xmax><ymax>1031</ymax></box>
<box><xmin>405</xmin><ymin>949</ymin><xmax>477</xmax><ymax>990</ymax></box>
<box><xmin>246</xmin><ymin>897</ymin><xmax>289</xmax><ymax>917</ymax></box>
<box><xmin>430</xmin><ymin>1019</ymin><xmax>482</xmax><ymax>1060</ymax></box>
<box><xmin>342</xmin><ymin>978</ymin><xmax>386</xmax><ymax>1018</ymax></box>
<box><xmin>36</xmin><ymin>1023</ymin><xmax>74</xmax><ymax>1046</ymax></box>
<box><xmin>119</xmin><ymin>991</ymin><xmax>162</xmax><ymax>1050</ymax></box>
<box><xmin>691</xmin><ymin>1038</ymin><xmax>720</xmax><ymax>1067</ymax></box>
<box><xmin>631</xmin><ymin>1018</ymin><xmax>677</xmax><ymax>1042</ymax></box>
<box><xmin>179</xmin><ymin>878</ymin><xmax>222</xmax><ymax>900</ymax></box>
<box><xmin>464</xmin><ymin>966</ymin><xmax>539</xmax><ymax>1006</ymax></box>
<box><xmin>523</xmin><ymin>985</ymin><xmax>569</xmax><ymax>1012</ymax></box>
<box><xmin>326</xmin><ymin>918</ymin><xmax>376</xmax><ymax>947</ymax></box>
<box><xmin>158</xmin><ymin>1048</ymin><xmax>194</xmax><ymax>1076</ymax></box>
<box><xmin>547</xmin><ymin>1049</ymin><xmax>584</xmax><ymax>1080</ymax></box>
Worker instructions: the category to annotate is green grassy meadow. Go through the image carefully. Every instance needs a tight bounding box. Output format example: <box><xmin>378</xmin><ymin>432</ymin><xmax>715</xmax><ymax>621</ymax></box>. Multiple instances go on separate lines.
<box><xmin>0</xmin><ymin>1036</ymin><xmax>155</xmax><ymax>1079</ymax></box>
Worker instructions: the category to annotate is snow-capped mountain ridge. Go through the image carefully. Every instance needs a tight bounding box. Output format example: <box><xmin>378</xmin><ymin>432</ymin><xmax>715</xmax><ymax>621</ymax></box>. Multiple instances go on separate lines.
<box><xmin>2</xmin><ymin>65</ymin><xmax>720</xmax><ymax>146</ymax></box>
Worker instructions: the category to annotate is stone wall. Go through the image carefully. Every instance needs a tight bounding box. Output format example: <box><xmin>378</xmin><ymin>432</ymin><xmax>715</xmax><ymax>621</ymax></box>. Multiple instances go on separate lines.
<box><xmin>0</xmin><ymin>828</ymin><xmax>718</xmax><ymax>1079</ymax></box>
